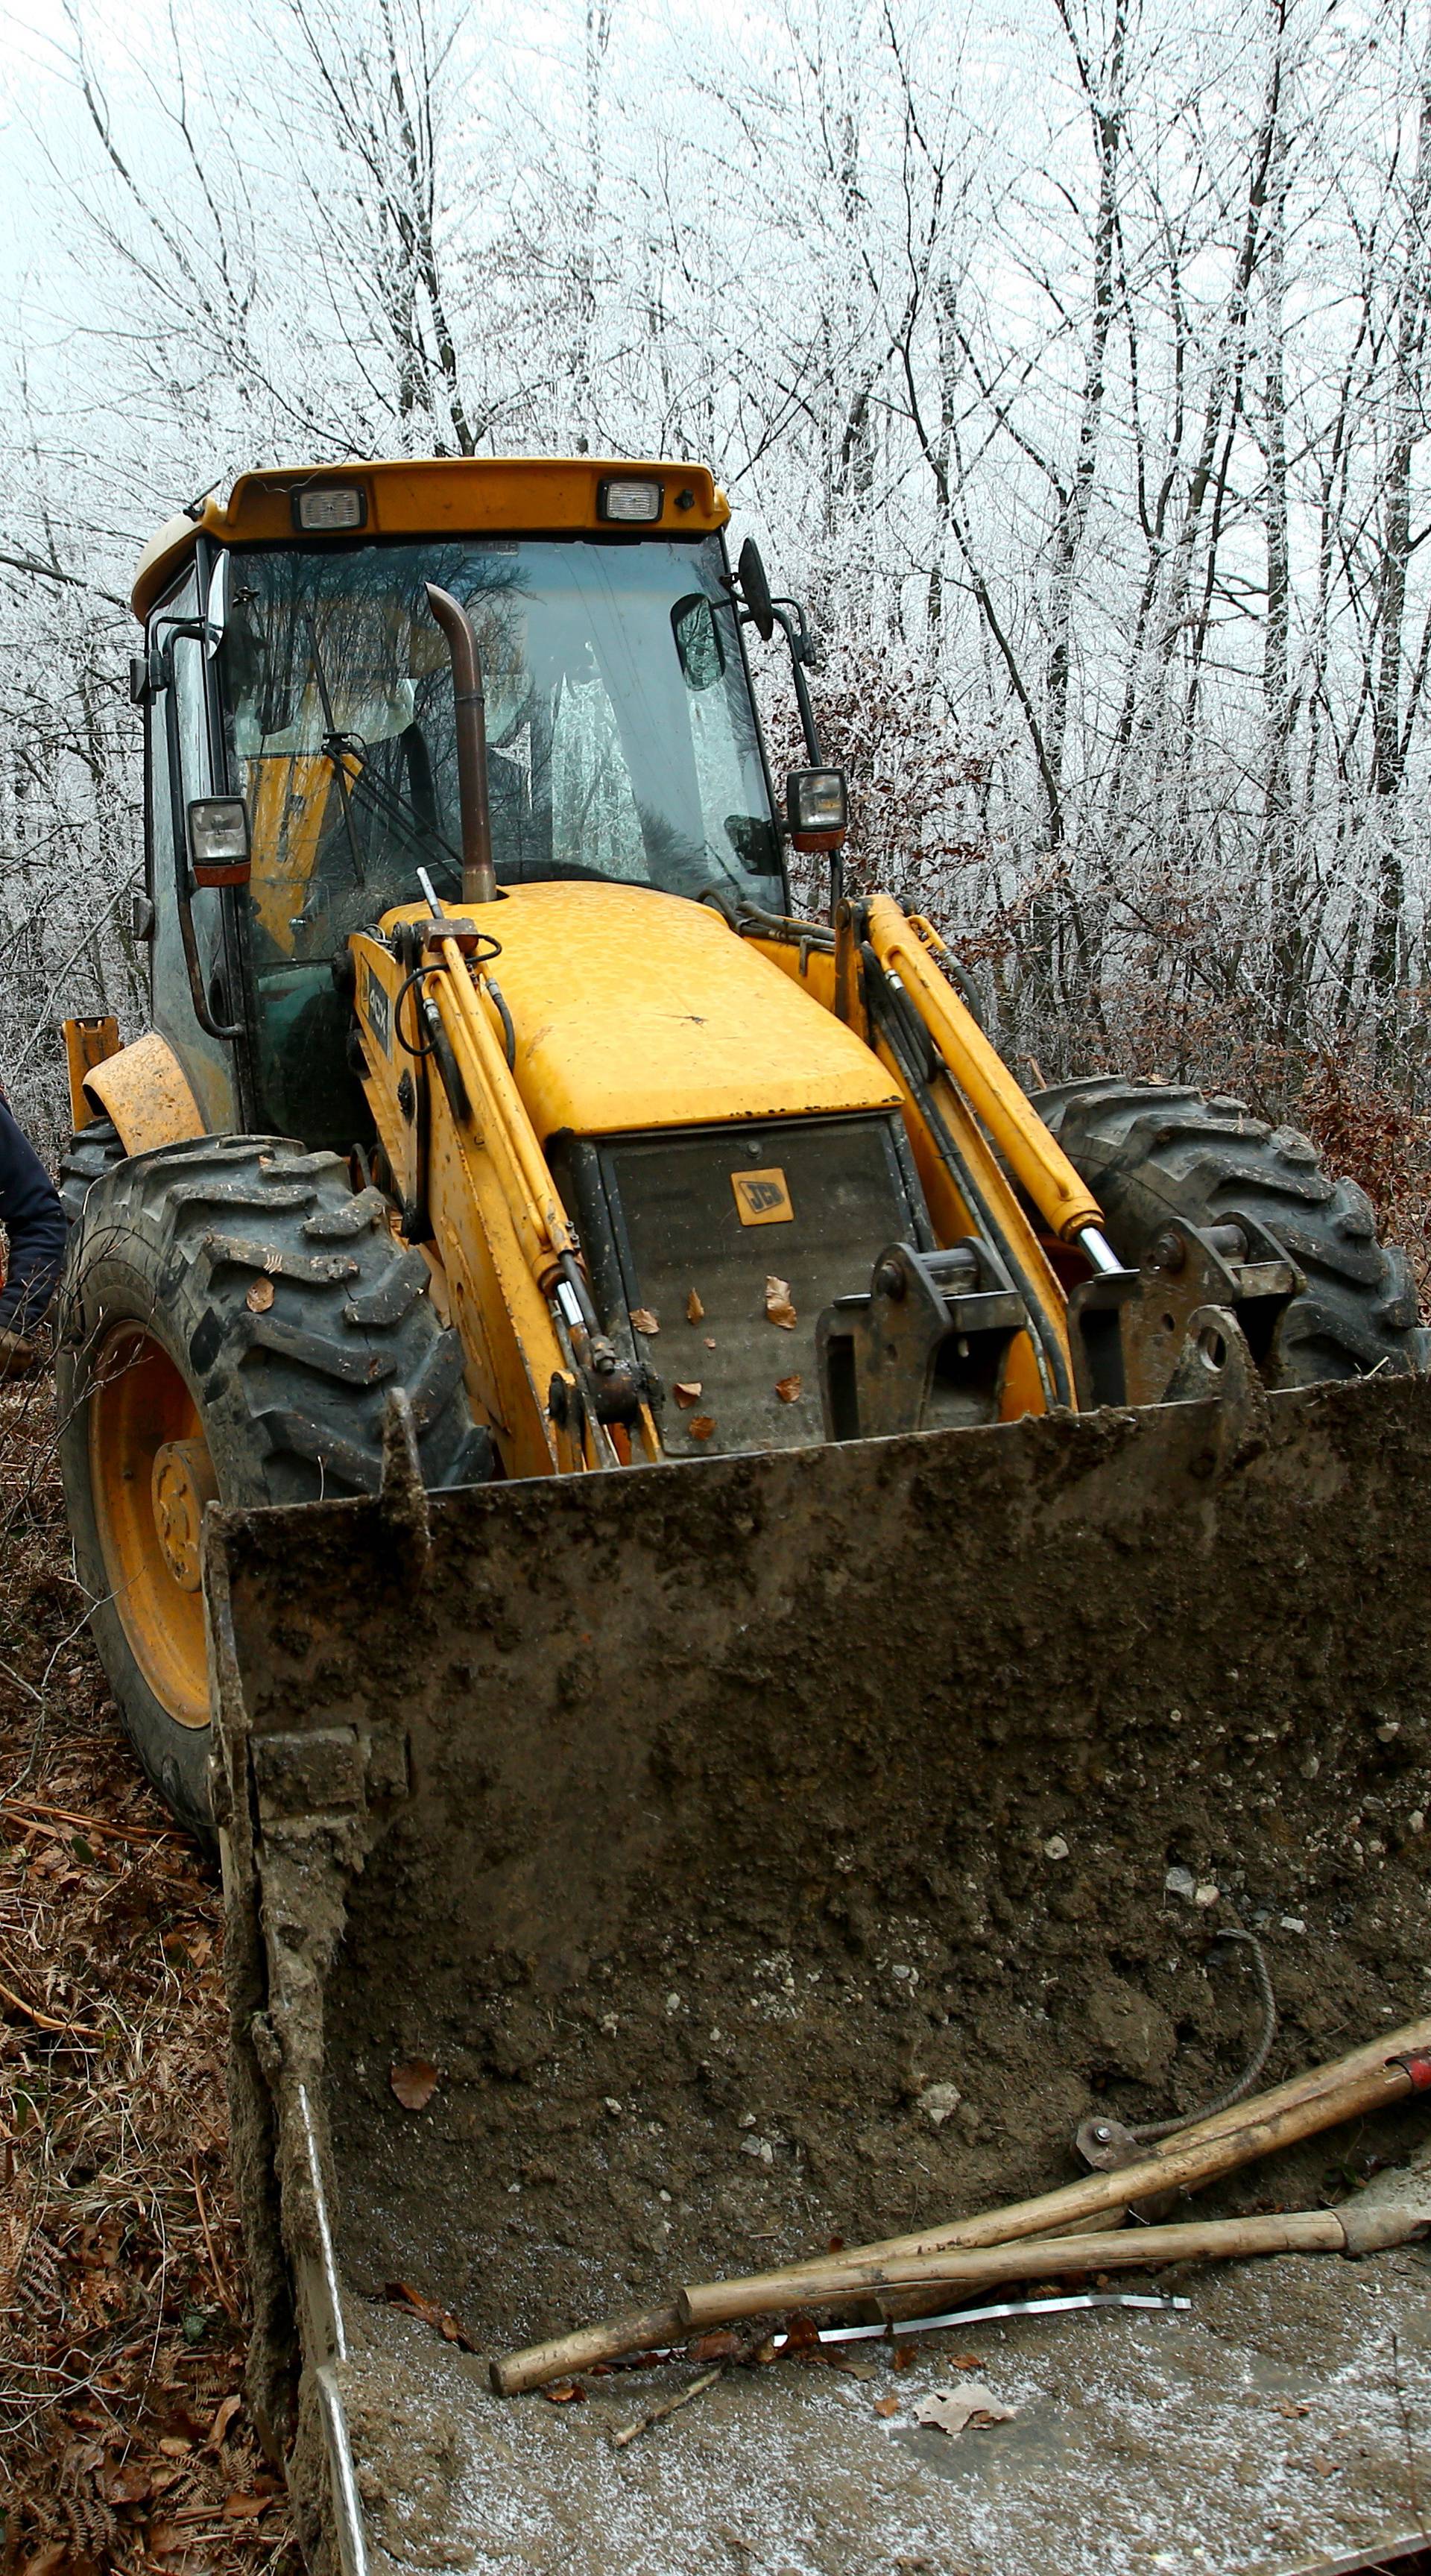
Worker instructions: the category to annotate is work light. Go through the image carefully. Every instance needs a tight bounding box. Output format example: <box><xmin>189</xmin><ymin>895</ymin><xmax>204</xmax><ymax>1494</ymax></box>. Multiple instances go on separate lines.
<box><xmin>293</xmin><ymin>484</ymin><xmax>367</xmax><ymax>532</ymax></box>
<box><xmin>597</xmin><ymin>478</ymin><xmax>663</xmax><ymax>523</ymax></box>
<box><xmin>786</xmin><ymin>768</ymin><xmax>848</xmax><ymax>848</ymax></box>
<box><xmin>187</xmin><ymin>797</ymin><xmax>252</xmax><ymax>886</ymax></box>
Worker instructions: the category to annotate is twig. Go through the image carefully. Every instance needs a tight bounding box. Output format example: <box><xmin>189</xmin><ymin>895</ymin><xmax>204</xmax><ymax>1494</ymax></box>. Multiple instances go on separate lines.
<box><xmin>610</xmin><ymin>2363</ymin><xmax>726</xmax><ymax>2449</ymax></box>
<box><xmin>192</xmin><ymin>2159</ymin><xmax>239</xmax><ymax>2318</ymax></box>
<box><xmin>0</xmin><ymin>1966</ymin><xmax>98</xmax><ymax>2037</ymax></box>
<box><xmin>1391</xmin><ymin>2330</ymin><xmax>1429</xmax><ymax>2543</ymax></box>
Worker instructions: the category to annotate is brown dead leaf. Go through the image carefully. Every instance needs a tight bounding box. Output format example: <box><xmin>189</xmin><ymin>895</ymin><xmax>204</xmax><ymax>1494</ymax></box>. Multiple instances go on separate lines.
<box><xmin>891</xmin><ymin>2344</ymin><xmax>917</xmax><ymax>2371</ymax></box>
<box><xmin>383</xmin><ymin>2278</ymin><xmax>477</xmax><ymax>2351</ymax></box>
<box><xmin>674</xmin><ymin>1380</ymin><xmax>703</xmax><ymax>1407</ymax></box>
<box><xmin>914</xmin><ymin>2383</ymin><xmax>1016</xmax><ymax>2436</ymax></box>
<box><xmin>688</xmin><ymin>2330</ymin><xmax>742</xmax><ymax>2363</ymax></box>
<box><xmin>782</xmin><ymin>2311</ymin><xmax>821</xmax><ymax>2355</ymax></box>
<box><xmin>1274</xmin><ymin>2399</ymin><xmax>1310</xmax><ymax>2418</ymax></box>
<box><xmin>1310</xmin><ymin>2452</ymin><xmax>1336</xmax><ymax>2477</ymax></box>
<box><xmin>704</xmin><ymin>1335</ymin><xmax>717</xmax><ymax>1349</ymax></box>
<box><xmin>157</xmin><ymin>2436</ymin><xmax>191</xmax><ymax>2457</ymax></box>
<box><xmin>207</xmin><ymin>2392</ymin><xmax>244</xmax><ymax>2449</ymax></box>
<box><xmin>688</xmin><ymin>1416</ymin><xmax>716</xmax><ymax>1441</ymax></box>
<box><xmin>874</xmin><ymin>2394</ymin><xmax>901</xmax><ymax>2418</ymax></box>
<box><xmin>686</xmin><ymin>1289</ymin><xmax>704</xmax><ymax>1323</ymax></box>
<box><xmin>145</xmin><ymin>2526</ymin><xmax>185</xmax><ymax>2558</ymax></box>
<box><xmin>245</xmin><ymin>1276</ymin><xmax>275</xmax><ymax>1313</ymax></box>
<box><xmin>764</xmin><ymin>1275</ymin><xmax>797</xmax><ymax>1328</ymax></box>
<box><xmin>774</xmin><ymin>1374</ymin><xmax>801</xmax><ymax>1404</ymax></box>
<box><xmin>101</xmin><ymin>2458</ymin><xmax>153</xmax><ymax>2504</ymax></box>
<box><xmin>630</xmin><ymin>1307</ymin><xmax>659</xmax><ymax>1335</ymax></box>
<box><xmin>223</xmin><ymin>2490</ymin><xmax>272</xmax><ymax>2519</ymax></box>
<box><xmin>827</xmin><ymin>2235</ymin><xmax>845</xmax><ymax>2253</ymax></box>
<box><xmin>390</xmin><ymin>2058</ymin><xmax>439</xmax><ymax>2111</ymax></box>
<box><xmin>541</xmin><ymin>2379</ymin><xmax>586</xmax><ymax>2404</ymax></box>
<box><xmin>950</xmin><ymin>2352</ymin><xmax>983</xmax><ymax>2370</ymax></box>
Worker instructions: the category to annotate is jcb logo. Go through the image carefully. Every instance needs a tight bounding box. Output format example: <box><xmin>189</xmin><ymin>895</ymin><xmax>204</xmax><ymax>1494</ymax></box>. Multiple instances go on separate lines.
<box><xmin>731</xmin><ymin>1167</ymin><xmax>793</xmax><ymax>1225</ymax></box>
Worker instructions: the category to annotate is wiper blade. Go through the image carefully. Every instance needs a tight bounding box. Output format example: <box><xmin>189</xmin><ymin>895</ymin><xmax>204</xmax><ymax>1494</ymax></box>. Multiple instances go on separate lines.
<box><xmin>303</xmin><ymin>612</ymin><xmax>366</xmax><ymax>888</ymax></box>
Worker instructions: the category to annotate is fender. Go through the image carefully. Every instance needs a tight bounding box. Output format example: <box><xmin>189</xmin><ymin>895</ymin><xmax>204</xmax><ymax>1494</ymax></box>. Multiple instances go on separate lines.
<box><xmin>81</xmin><ymin>1031</ymin><xmax>205</xmax><ymax>1154</ymax></box>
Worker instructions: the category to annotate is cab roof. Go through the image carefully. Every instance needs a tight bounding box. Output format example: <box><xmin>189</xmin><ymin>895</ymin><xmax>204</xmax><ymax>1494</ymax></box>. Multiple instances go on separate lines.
<box><xmin>131</xmin><ymin>455</ymin><xmax>730</xmax><ymax>621</ymax></box>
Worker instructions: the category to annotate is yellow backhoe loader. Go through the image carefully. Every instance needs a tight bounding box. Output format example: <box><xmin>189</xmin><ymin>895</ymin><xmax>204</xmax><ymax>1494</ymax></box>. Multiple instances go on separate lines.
<box><xmin>57</xmin><ymin>459</ymin><xmax>1431</xmax><ymax>2576</ymax></box>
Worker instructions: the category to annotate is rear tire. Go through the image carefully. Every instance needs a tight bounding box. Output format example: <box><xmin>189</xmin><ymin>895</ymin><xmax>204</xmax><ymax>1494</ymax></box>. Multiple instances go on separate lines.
<box><xmin>1032</xmin><ymin>1076</ymin><xmax>1430</xmax><ymax>1387</ymax></box>
<box><xmin>57</xmin><ymin>1135</ymin><xmax>491</xmax><ymax>1835</ymax></box>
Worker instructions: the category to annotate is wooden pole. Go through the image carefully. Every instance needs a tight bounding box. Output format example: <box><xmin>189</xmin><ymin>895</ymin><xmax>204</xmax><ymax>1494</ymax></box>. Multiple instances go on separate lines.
<box><xmin>492</xmin><ymin>2015</ymin><xmax>1431</xmax><ymax>2392</ymax></box>
<box><xmin>677</xmin><ymin>2017</ymin><xmax>1431</xmax><ymax>2332</ymax></box>
<box><xmin>677</xmin><ymin>2201</ymin><xmax>1426</xmax><ymax>2325</ymax></box>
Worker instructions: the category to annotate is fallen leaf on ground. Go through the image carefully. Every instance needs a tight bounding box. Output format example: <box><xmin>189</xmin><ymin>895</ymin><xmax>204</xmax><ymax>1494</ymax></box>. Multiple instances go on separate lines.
<box><xmin>101</xmin><ymin>2458</ymin><xmax>152</xmax><ymax>2504</ymax></box>
<box><xmin>541</xmin><ymin>2379</ymin><xmax>585</xmax><ymax>2404</ymax></box>
<box><xmin>950</xmin><ymin>2352</ymin><xmax>983</xmax><ymax>2370</ymax></box>
<box><xmin>157</xmin><ymin>2435</ymin><xmax>191</xmax><ymax>2457</ymax></box>
<box><xmin>874</xmin><ymin>2394</ymin><xmax>901</xmax><ymax>2418</ymax></box>
<box><xmin>674</xmin><ymin>1380</ymin><xmax>703</xmax><ymax>1407</ymax></box>
<box><xmin>245</xmin><ymin>1277</ymin><xmax>275</xmax><ymax>1313</ymax></box>
<box><xmin>686</xmin><ymin>1289</ymin><xmax>704</xmax><ymax>1323</ymax></box>
<box><xmin>384</xmin><ymin>2279</ymin><xmax>477</xmax><ymax>2350</ymax></box>
<box><xmin>774</xmin><ymin>1374</ymin><xmax>801</xmax><ymax>1403</ymax></box>
<box><xmin>914</xmin><ymin>2383</ymin><xmax>1016</xmax><ymax>2436</ymax></box>
<box><xmin>704</xmin><ymin>1336</ymin><xmax>717</xmax><ymax>1349</ymax></box>
<box><xmin>223</xmin><ymin>2490</ymin><xmax>272</xmax><ymax>2518</ymax></box>
<box><xmin>764</xmin><ymin>1275</ymin><xmax>797</xmax><ymax>1328</ymax></box>
<box><xmin>630</xmin><ymin>1307</ymin><xmax>659</xmax><ymax>1335</ymax></box>
<box><xmin>390</xmin><ymin>2058</ymin><xmax>439</xmax><ymax>2111</ymax></box>
<box><xmin>891</xmin><ymin>2344</ymin><xmax>917</xmax><ymax>2371</ymax></box>
<box><xmin>689</xmin><ymin>1415</ymin><xmax>716</xmax><ymax>1441</ymax></box>
<box><xmin>1310</xmin><ymin>2452</ymin><xmax>1336</xmax><ymax>2476</ymax></box>
<box><xmin>689</xmin><ymin>2331</ymin><xmax>742</xmax><ymax>2362</ymax></box>
<box><xmin>782</xmin><ymin>2311</ymin><xmax>821</xmax><ymax>2355</ymax></box>
<box><xmin>1274</xmin><ymin>2399</ymin><xmax>1310</xmax><ymax>2418</ymax></box>
<box><xmin>207</xmin><ymin>2392</ymin><xmax>244</xmax><ymax>2449</ymax></box>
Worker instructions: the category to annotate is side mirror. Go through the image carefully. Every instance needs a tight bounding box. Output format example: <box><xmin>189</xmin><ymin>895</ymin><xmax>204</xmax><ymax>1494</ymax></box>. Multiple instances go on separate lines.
<box><xmin>737</xmin><ymin>537</ymin><xmax>776</xmax><ymax>643</ymax></box>
<box><xmin>786</xmin><ymin>767</ymin><xmax>847</xmax><ymax>853</ymax></box>
<box><xmin>187</xmin><ymin>795</ymin><xmax>251</xmax><ymax>888</ymax></box>
<box><xmin>672</xmin><ymin>593</ymin><xmax>726</xmax><ymax>689</ymax></box>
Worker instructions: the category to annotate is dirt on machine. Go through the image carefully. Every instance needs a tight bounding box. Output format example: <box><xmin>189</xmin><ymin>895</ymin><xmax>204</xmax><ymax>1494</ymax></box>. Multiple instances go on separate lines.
<box><xmin>55</xmin><ymin>455</ymin><xmax>1431</xmax><ymax>2576</ymax></box>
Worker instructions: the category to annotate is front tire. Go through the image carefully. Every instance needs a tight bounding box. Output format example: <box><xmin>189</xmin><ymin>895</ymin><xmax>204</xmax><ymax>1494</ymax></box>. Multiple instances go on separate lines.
<box><xmin>1032</xmin><ymin>1076</ymin><xmax>1430</xmax><ymax>1386</ymax></box>
<box><xmin>58</xmin><ymin>1135</ymin><xmax>490</xmax><ymax>1834</ymax></box>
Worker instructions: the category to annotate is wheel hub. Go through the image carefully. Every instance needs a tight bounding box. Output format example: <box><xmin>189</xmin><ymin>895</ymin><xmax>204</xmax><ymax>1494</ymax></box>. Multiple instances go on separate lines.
<box><xmin>151</xmin><ymin>1436</ymin><xmax>218</xmax><ymax>1591</ymax></box>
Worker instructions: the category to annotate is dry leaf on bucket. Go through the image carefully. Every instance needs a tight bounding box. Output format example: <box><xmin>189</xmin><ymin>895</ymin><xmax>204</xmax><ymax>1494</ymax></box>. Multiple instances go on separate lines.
<box><xmin>674</xmin><ymin>1381</ymin><xmax>703</xmax><ymax>1407</ymax></box>
<box><xmin>390</xmin><ymin>2058</ymin><xmax>439</xmax><ymax>2111</ymax></box>
<box><xmin>764</xmin><ymin>1276</ymin><xmax>797</xmax><ymax>1329</ymax></box>
<box><xmin>246</xmin><ymin>1276</ymin><xmax>275</xmax><ymax>1313</ymax></box>
<box><xmin>630</xmin><ymin>1307</ymin><xmax>659</xmax><ymax>1335</ymax></box>
<box><xmin>686</xmin><ymin>1289</ymin><xmax>704</xmax><ymax>1323</ymax></box>
<box><xmin>774</xmin><ymin>1374</ymin><xmax>801</xmax><ymax>1404</ymax></box>
<box><xmin>689</xmin><ymin>1416</ymin><xmax>716</xmax><ymax>1441</ymax></box>
<box><xmin>914</xmin><ymin>2383</ymin><xmax>1016</xmax><ymax>2437</ymax></box>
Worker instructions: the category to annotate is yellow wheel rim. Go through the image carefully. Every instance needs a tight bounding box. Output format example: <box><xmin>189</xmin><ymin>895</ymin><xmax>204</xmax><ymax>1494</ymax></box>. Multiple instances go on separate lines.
<box><xmin>89</xmin><ymin>1324</ymin><xmax>218</xmax><ymax>1731</ymax></box>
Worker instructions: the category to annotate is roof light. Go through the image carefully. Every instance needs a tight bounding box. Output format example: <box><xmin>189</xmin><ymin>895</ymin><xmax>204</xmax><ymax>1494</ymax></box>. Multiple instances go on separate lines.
<box><xmin>293</xmin><ymin>484</ymin><xmax>367</xmax><ymax>533</ymax></box>
<box><xmin>598</xmin><ymin>477</ymin><xmax>663</xmax><ymax>524</ymax></box>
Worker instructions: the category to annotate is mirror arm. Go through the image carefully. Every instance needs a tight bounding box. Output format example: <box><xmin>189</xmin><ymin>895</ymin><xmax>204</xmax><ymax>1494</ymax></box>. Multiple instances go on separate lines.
<box><xmin>770</xmin><ymin>604</ymin><xmax>825</xmax><ymax>765</ymax></box>
<box><xmin>160</xmin><ymin>643</ymin><xmax>245</xmax><ymax>1043</ymax></box>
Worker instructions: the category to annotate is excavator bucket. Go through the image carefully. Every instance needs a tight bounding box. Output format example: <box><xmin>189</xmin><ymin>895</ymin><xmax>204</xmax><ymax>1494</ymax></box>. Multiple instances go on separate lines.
<box><xmin>209</xmin><ymin>1369</ymin><xmax>1431</xmax><ymax>2576</ymax></box>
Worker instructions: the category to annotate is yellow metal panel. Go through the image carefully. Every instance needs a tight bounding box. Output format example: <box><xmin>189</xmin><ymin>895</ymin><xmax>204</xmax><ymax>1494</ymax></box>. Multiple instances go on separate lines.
<box><xmin>391</xmin><ymin>884</ymin><xmax>902</xmax><ymax>1140</ymax></box>
<box><xmin>131</xmin><ymin>458</ymin><xmax>729</xmax><ymax>619</ymax></box>
<box><xmin>83</xmin><ymin>1032</ymin><xmax>206</xmax><ymax>1152</ymax></box>
<box><xmin>63</xmin><ymin>1016</ymin><xmax>121</xmax><ymax>1131</ymax></box>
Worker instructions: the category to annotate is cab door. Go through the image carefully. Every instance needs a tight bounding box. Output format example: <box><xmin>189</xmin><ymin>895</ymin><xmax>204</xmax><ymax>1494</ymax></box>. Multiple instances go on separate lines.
<box><xmin>145</xmin><ymin>566</ymin><xmax>244</xmax><ymax>1132</ymax></box>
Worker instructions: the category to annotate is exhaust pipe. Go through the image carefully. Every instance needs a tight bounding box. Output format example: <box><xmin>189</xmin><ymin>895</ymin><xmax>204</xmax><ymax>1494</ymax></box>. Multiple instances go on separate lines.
<box><xmin>424</xmin><ymin>582</ymin><xmax>498</xmax><ymax>906</ymax></box>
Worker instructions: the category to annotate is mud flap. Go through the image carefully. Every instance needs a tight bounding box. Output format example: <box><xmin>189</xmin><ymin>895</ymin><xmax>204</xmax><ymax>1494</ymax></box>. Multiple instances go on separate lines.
<box><xmin>207</xmin><ymin>1374</ymin><xmax>1431</xmax><ymax>2576</ymax></box>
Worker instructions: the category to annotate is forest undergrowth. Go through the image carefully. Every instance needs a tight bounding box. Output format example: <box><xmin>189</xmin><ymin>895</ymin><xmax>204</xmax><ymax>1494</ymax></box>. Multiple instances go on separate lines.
<box><xmin>0</xmin><ymin>1371</ymin><xmax>296</xmax><ymax>2575</ymax></box>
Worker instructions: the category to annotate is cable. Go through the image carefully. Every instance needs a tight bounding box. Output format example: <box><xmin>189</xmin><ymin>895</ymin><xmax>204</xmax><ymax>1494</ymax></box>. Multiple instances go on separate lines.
<box><xmin>1130</xmin><ymin>1930</ymin><xmax>1277</xmax><ymax>2144</ymax></box>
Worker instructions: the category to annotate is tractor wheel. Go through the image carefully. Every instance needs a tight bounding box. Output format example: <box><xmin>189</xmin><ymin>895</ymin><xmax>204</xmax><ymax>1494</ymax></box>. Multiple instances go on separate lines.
<box><xmin>57</xmin><ymin>1117</ymin><xmax>127</xmax><ymax>1227</ymax></box>
<box><xmin>1031</xmin><ymin>1076</ymin><xmax>1430</xmax><ymax>1386</ymax></box>
<box><xmin>57</xmin><ymin>1135</ymin><xmax>491</xmax><ymax>1836</ymax></box>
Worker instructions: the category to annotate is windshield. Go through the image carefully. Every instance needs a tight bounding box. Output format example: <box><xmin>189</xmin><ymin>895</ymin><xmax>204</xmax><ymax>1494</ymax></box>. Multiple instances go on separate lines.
<box><xmin>219</xmin><ymin>534</ymin><xmax>782</xmax><ymax>976</ymax></box>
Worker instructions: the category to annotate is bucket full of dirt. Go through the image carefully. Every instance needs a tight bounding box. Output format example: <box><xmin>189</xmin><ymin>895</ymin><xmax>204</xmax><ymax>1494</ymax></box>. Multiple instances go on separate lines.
<box><xmin>208</xmin><ymin>1372</ymin><xmax>1431</xmax><ymax>2576</ymax></box>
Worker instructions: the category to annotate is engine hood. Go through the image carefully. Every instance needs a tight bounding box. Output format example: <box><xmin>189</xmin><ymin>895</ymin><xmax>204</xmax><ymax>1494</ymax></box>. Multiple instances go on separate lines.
<box><xmin>446</xmin><ymin>881</ymin><xmax>901</xmax><ymax>1140</ymax></box>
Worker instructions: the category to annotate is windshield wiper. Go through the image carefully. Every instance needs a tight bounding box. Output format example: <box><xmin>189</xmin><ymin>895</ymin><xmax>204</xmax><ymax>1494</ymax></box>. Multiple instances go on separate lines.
<box><xmin>303</xmin><ymin>612</ymin><xmax>367</xmax><ymax>888</ymax></box>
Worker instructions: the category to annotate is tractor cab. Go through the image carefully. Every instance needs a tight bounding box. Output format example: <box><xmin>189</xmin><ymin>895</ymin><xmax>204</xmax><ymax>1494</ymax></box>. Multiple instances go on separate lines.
<box><xmin>130</xmin><ymin>461</ymin><xmax>789</xmax><ymax>1146</ymax></box>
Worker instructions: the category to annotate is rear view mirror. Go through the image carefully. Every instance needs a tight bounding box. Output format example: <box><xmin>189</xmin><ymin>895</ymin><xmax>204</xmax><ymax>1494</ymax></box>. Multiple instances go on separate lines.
<box><xmin>737</xmin><ymin>537</ymin><xmax>776</xmax><ymax>642</ymax></box>
<box><xmin>187</xmin><ymin>795</ymin><xmax>251</xmax><ymax>887</ymax></box>
<box><xmin>672</xmin><ymin>593</ymin><xmax>726</xmax><ymax>690</ymax></box>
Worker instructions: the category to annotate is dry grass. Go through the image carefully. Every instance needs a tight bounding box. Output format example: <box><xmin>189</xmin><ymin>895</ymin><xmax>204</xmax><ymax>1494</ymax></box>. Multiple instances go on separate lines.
<box><xmin>0</xmin><ymin>1373</ymin><xmax>296</xmax><ymax>2576</ymax></box>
